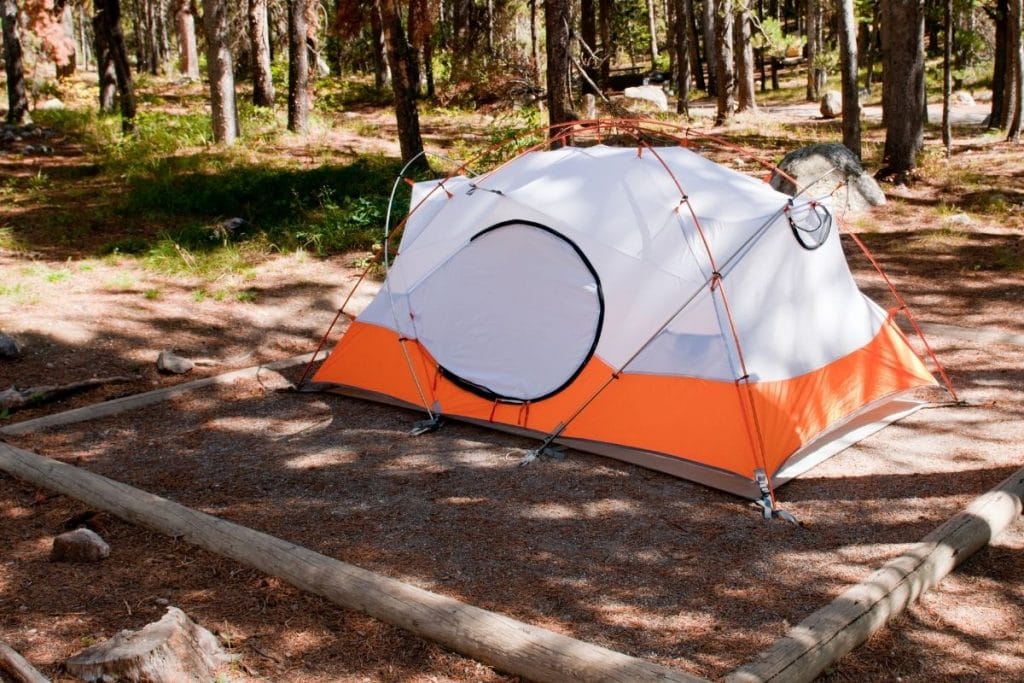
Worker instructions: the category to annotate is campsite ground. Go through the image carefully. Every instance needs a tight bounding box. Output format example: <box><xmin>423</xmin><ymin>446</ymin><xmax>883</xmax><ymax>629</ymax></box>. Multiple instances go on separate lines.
<box><xmin>2</xmin><ymin>76</ymin><xmax>1024</xmax><ymax>682</ymax></box>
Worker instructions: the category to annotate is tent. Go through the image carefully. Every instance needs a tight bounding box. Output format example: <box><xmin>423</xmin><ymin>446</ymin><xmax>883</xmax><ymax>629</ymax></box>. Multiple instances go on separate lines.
<box><xmin>312</xmin><ymin>123</ymin><xmax>946</xmax><ymax>509</ymax></box>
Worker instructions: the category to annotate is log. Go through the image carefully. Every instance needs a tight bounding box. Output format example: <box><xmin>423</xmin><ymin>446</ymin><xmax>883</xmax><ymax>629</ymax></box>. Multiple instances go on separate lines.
<box><xmin>0</xmin><ymin>640</ymin><xmax>49</xmax><ymax>683</ymax></box>
<box><xmin>0</xmin><ymin>376</ymin><xmax>134</xmax><ymax>412</ymax></box>
<box><xmin>727</xmin><ymin>466</ymin><xmax>1024</xmax><ymax>683</ymax></box>
<box><xmin>0</xmin><ymin>352</ymin><xmax>321</xmax><ymax>436</ymax></box>
<box><xmin>0</xmin><ymin>442</ymin><xmax>706</xmax><ymax>683</ymax></box>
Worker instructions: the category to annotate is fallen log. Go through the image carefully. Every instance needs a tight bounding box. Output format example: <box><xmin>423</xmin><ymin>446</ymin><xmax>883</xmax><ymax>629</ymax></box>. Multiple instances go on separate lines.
<box><xmin>726</xmin><ymin>465</ymin><xmax>1024</xmax><ymax>683</ymax></box>
<box><xmin>0</xmin><ymin>352</ymin><xmax>320</xmax><ymax>436</ymax></box>
<box><xmin>0</xmin><ymin>639</ymin><xmax>49</xmax><ymax>683</ymax></box>
<box><xmin>0</xmin><ymin>442</ymin><xmax>706</xmax><ymax>683</ymax></box>
<box><xmin>0</xmin><ymin>376</ymin><xmax>134</xmax><ymax>412</ymax></box>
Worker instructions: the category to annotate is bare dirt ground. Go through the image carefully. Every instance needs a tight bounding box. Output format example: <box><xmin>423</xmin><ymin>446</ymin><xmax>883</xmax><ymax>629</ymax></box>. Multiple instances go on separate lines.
<box><xmin>2</xmin><ymin>99</ymin><xmax>1024</xmax><ymax>681</ymax></box>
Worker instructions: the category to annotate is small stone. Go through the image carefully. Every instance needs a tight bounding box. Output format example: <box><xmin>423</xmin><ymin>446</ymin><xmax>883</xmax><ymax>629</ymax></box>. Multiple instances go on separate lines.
<box><xmin>154</xmin><ymin>597</ymin><xmax>170</xmax><ymax>606</ymax></box>
<box><xmin>157</xmin><ymin>350</ymin><xmax>195</xmax><ymax>374</ymax></box>
<box><xmin>946</xmin><ymin>212</ymin><xmax>973</xmax><ymax>226</ymax></box>
<box><xmin>820</xmin><ymin>90</ymin><xmax>842</xmax><ymax>119</ymax></box>
<box><xmin>0</xmin><ymin>332</ymin><xmax>21</xmax><ymax>359</ymax></box>
<box><xmin>51</xmin><ymin>528</ymin><xmax>111</xmax><ymax>563</ymax></box>
<box><xmin>38</xmin><ymin>97</ymin><xmax>65</xmax><ymax>110</ymax></box>
<box><xmin>951</xmin><ymin>90</ymin><xmax>976</xmax><ymax>106</ymax></box>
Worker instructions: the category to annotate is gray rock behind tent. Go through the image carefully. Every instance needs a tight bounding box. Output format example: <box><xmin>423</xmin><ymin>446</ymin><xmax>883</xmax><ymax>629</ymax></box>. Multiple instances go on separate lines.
<box><xmin>770</xmin><ymin>143</ymin><xmax>887</xmax><ymax>215</ymax></box>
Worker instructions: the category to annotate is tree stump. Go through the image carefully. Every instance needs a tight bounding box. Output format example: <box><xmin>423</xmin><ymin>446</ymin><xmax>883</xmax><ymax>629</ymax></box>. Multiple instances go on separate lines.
<box><xmin>65</xmin><ymin>607</ymin><xmax>231</xmax><ymax>683</ymax></box>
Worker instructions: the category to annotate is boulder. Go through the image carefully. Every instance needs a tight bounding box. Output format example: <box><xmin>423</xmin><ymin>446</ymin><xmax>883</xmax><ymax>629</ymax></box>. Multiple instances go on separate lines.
<box><xmin>0</xmin><ymin>332</ymin><xmax>21</xmax><ymax>359</ymax></box>
<box><xmin>38</xmin><ymin>98</ymin><xmax>65</xmax><ymax>111</ymax></box>
<box><xmin>951</xmin><ymin>90</ymin><xmax>976</xmax><ymax>106</ymax></box>
<box><xmin>623</xmin><ymin>85</ymin><xmax>668</xmax><ymax>112</ymax></box>
<box><xmin>66</xmin><ymin>607</ymin><xmax>233</xmax><ymax>683</ymax></box>
<box><xmin>820</xmin><ymin>91</ymin><xmax>842</xmax><ymax>119</ymax></box>
<box><xmin>156</xmin><ymin>350</ymin><xmax>194</xmax><ymax>374</ymax></box>
<box><xmin>51</xmin><ymin>528</ymin><xmax>110</xmax><ymax>563</ymax></box>
<box><xmin>770</xmin><ymin>143</ymin><xmax>887</xmax><ymax>215</ymax></box>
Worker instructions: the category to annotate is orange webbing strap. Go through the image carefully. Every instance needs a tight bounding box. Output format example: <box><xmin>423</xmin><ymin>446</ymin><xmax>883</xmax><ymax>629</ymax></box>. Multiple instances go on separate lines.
<box><xmin>843</xmin><ymin>225</ymin><xmax>958</xmax><ymax>401</ymax></box>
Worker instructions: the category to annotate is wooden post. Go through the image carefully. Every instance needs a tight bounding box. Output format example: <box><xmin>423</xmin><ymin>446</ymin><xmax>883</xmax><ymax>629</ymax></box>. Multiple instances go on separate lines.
<box><xmin>727</xmin><ymin>466</ymin><xmax>1024</xmax><ymax>683</ymax></box>
<box><xmin>0</xmin><ymin>442</ymin><xmax>707</xmax><ymax>683</ymax></box>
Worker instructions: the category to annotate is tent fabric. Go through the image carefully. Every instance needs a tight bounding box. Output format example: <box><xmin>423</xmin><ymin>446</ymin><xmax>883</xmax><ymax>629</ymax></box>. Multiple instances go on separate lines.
<box><xmin>313</xmin><ymin>143</ymin><xmax>938</xmax><ymax>498</ymax></box>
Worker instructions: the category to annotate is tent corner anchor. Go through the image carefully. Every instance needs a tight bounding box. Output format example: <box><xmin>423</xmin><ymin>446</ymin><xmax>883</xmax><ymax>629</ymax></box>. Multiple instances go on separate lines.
<box><xmin>410</xmin><ymin>404</ymin><xmax>445</xmax><ymax>436</ymax></box>
<box><xmin>754</xmin><ymin>469</ymin><xmax>800</xmax><ymax>526</ymax></box>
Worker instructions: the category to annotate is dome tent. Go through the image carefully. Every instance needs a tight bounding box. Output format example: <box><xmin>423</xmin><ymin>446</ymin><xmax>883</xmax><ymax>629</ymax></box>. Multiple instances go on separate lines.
<box><xmin>311</xmin><ymin>121</ymin><xmax>946</xmax><ymax>512</ymax></box>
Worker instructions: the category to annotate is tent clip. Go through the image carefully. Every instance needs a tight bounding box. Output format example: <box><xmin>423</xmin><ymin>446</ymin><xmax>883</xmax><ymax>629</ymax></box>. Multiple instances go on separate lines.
<box><xmin>410</xmin><ymin>404</ymin><xmax>445</xmax><ymax>436</ymax></box>
<box><xmin>753</xmin><ymin>469</ymin><xmax>799</xmax><ymax>525</ymax></box>
<box><xmin>518</xmin><ymin>445</ymin><xmax>566</xmax><ymax>467</ymax></box>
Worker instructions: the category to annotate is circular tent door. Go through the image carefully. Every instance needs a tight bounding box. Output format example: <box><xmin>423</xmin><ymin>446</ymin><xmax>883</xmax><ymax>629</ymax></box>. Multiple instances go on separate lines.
<box><xmin>407</xmin><ymin>220</ymin><xmax>604</xmax><ymax>402</ymax></box>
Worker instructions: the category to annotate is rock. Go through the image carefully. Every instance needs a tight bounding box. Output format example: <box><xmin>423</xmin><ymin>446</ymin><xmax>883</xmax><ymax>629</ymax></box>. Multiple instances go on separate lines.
<box><xmin>0</xmin><ymin>332</ymin><xmax>21</xmax><ymax>359</ymax></box>
<box><xmin>51</xmin><ymin>528</ymin><xmax>110</xmax><ymax>563</ymax></box>
<box><xmin>820</xmin><ymin>90</ymin><xmax>842</xmax><ymax>119</ymax></box>
<box><xmin>583</xmin><ymin>93</ymin><xmax>597</xmax><ymax>120</ymax></box>
<box><xmin>946</xmin><ymin>212</ymin><xmax>973</xmax><ymax>226</ymax></box>
<box><xmin>66</xmin><ymin>606</ymin><xmax>233</xmax><ymax>683</ymax></box>
<box><xmin>623</xmin><ymin>85</ymin><xmax>668</xmax><ymax>112</ymax></box>
<box><xmin>38</xmin><ymin>97</ymin><xmax>65</xmax><ymax>110</ymax></box>
<box><xmin>157</xmin><ymin>349</ymin><xmax>195</xmax><ymax>374</ymax></box>
<box><xmin>770</xmin><ymin>143</ymin><xmax>887</xmax><ymax>215</ymax></box>
<box><xmin>951</xmin><ymin>90</ymin><xmax>976</xmax><ymax>106</ymax></box>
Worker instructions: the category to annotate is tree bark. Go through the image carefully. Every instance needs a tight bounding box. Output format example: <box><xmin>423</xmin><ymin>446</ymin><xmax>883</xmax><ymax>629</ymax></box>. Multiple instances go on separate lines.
<box><xmin>879</xmin><ymin>0</ymin><xmax>925</xmax><ymax>180</ymax></box>
<box><xmin>686</xmin><ymin>0</ymin><xmax>705</xmax><ymax>90</ymax></box>
<box><xmin>734</xmin><ymin>0</ymin><xmax>756</xmax><ymax>111</ymax></box>
<box><xmin>1</xmin><ymin>0</ymin><xmax>29</xmax><ymax>125</ymax></box>
<box><xmin>93</xmin><ymin>12</ymin><xmax>118</xmax><ymax>113</ymax></box>
<box><xmin>370</xmin><ymin>0</ymin><xmax>390</xmax><ymax>88</ymax></box>
<box><xmin>599</xmin><ymin>0</ymin><xmax>613</xmax><ymax>85</ymax></box>
<box><xmin>805</xmin><ymin>0</ymin><xmax>825</xmax><ymax>101</ymax></box>
<box><xmin>647</xmin><ymin>0</ymin><xmax>660</xmax><ymax>65</ymax></box>
<box><xmin>545</xmin><ymin>0</ymin><xmax>574</xmax><ymax>138</ymax></box>
<box><xmin>249</xmin><ymin>0</ymin><xmax>274</xmax><ymax>106</ymax></box>
<box><xmin>714</xmin><ymin>0</ymin><xmax>735</xmax><ymax>124</ymax></box>
<box><xmin>674</xmin><ymin>0</ymin><xmax>691</xmax><ymax>113</ymax></box>
<box><xmin>941</xmin><ymin>0</ymin><xmax>951</xmax><ymax>153</ymax></box>
<box><xmin>287</xmin><ymin>0</ymin><xmax>309</xmax><ymax>132</ymax></box>
<box><xmin>838</xmin><ymin>0</ymin><xmax>861</xmax><ymax>157</ymax></box>
<box><xmin>94</xmin><ymin>0</ymin><xmax>137</xmax><ymax>133</ymax></box>
<box><xmin>1008</xmin><ymin>0</ymin><xmax>1023</xmax><ymax>140</ymax></box>
<box><xmin>175</xmin><ymin>0</ymin><xmax>199</xmax><ymax>80</ymax></box>
<box><xmin>989</xmin><ymin>0</ymin><xmax>1007</xmax><ymax>127</ymax></box>
<box><xmin>703</xmin><ymin>0</ymin><xmax>718</xmax><ymax>95</ymax></box>
<box><xmin>581</xmin><ymin>0</ymin><xmax>599</xmax><ymax>93</ymax></box>
<box><xmin>380</xmin><ymin>0</ymin><xmax>428</xmax><ymax>172</ymax></box>
<box><xmin>201</xmin><ymin>0</ymin><xmax>238</xmax><ymax>144</ymax></box>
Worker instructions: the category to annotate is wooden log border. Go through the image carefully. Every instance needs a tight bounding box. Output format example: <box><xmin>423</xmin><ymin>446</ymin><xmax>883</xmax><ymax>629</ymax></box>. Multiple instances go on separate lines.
<box><xmin>0</xmin><ymin>352</ymin><xmax>323</xmax><ymax>436</ymax></box>
<box><xmin>0</xmin><ymin>442</ymin><xmax>706</xmax><ymax>683</ymax></box>
<box><xmin>727</xmin><ymin>465</ymin><xmax>1024</xmax><ymax>682</ymax></box>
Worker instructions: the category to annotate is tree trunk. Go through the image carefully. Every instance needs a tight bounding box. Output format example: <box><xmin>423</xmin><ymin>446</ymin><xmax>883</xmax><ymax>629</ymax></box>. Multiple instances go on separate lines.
<box><xmin>838</xmin><ymin>0</ymin><xmax>861</xmax><ymax>157</ymax></box>
<box><xmin>1001</xmin><ymin>2</ymin><xmax>1018</xmax><ymax>130</ymax></box>
<box><xmin>686</xmin><ymin>0</ymin><xmax>705</xmax><ymax>90</ymax></box>
<box><xmin>647</xmin><ymin>0</ymin><xmax>660</xmax><ymax>65</ymax></box>
<box><xmin>1008</xmin><ymin>0</ymin><xmax>1024</xmax><ymax>140</ymax></box>
<box><xmin>674</xmin><ymin>0</ymin><xmax>691</xmax><ymax>113</ymax></box>
<box><xmin>599</xmin><ymin>0</ymin><xmax>613</xmax><ymax>85</ymax></box>
<box><xmin>545</xmin><ymin>0</ymin><xmax>574</xmax><ymax>138</ymax></box>
<box><xmin>175</xmin><ymin>0</ymin><xmax>199</xmax><ymax>80</ymax></box>
<box><xmin>581</xmin><ymin>0</ymin><xmax>599</xmax><ymax>93</ymax></box>
<box><xmin>879</xmin><ymin>0</ymin><xmax>925</xmax><ymax>180</ymax></box>
<box><xmin>1</xmin><ymin>0</ymin><xmax>29</xmax><ymax>125</ymax></box>
<box><xmin>93</xmin><ymin>13</ymin><xmax>118</xmax><ymax>113</ymax></box>
<box><xmin>370</xmin><ymin>0</ymin><xmax>390</xmax><ymax>88</ymax></box>
<box><xmin>990</xmin><ymin>0</ymin><xmax>1007</xmax><ymax>127</ymax></box>
<box><xmin>941</xmin><ymin>0</ymin><xmax>951</xmax><ymax>153</ymax></box>
<box><xmin>287</xmin><ymin>0</ymin><xmax>309</xmax><ymax>132</ymax></box>
<box><xmin>201</xmin><ymin>0</ymin><xmax>238</xmax><ymax>144</ymax></box>
<box><xmin>380</xmin><ymin>0</ymin><xmax>428</xmax><ymax>172</ymax></box>
<box><xmin>94</xmin><ymin>0</ymin><xmax>137</xmax><ymax>133</ymax></box>
<box><xmin>805</xmin><ymin>0</ymin><xmax>824</xmax><ymax>101</ymax></box>
<box><xmin>249</xmin><ymin>0</ymin><xmax>274</xmax><ymax>106</ymax></box>
<box><xmin>56</xmin><ymin>3</ymin><xmax>78</xmax><ymax>79</ymax></box>
<box><xmin>703</xmin><ymin>0</ymin><xmax>718</xmax><ymax>95</ymax></box>
<box><xmin>734</xmin><ymin>0</ymin><xmax>756</xmax><ymax>111</ymax></box>
<box><xmin>715</xmin><ymin>0</ymin><xmax>735</xmax><ymax>124</ymax></box>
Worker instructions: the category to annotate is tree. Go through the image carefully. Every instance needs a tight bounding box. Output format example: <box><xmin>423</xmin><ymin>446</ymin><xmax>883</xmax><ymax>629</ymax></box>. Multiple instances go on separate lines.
<box><xmin>598</xmin><ymin>0</ymin><xmax>613</xmax><ymax>84</ymax></box>
<box><xmin>93</xmin><ymin>11</ymin><xmax>117</xmax><ymax>112</ymax></box>
<box><xmin>287</xmin><ymin>0</ymin><xmax>310</xmax><ymax>133</ymax></box>
<box><xmin>714</xmin><ymin>0</ymin><xmax>735</xmax><ymax>124</ymax></box>
<box><xmin>545</xmin><ymin>0</ymin><xmax>574</xmax><ymax>136</ymax></box>
<box><xmin>838</xmin><ymin>0</ymin><xmax>861</xmax><ymax>156</ymax></box>
<box><xmin>379</xmin><ymin>0</ymin><xmax>427</xmax><ymax>171</ymax></box>
<box><xmin>249</xmin><ymin>0</ymin><xmax>274</xmax><ymax>106</ymax></box>
<box><xmin>201</xmin><ymin>0</ymin><xmax>238</xmax><ymax>144</ymax></box>
<box><xmin>93</xmin><ymin>0</ymin><xmax>137</xmax><ymax>133</ymax></box>
<box><xmin>2</xmin><ymin>0</ymin><xmax>29</xmax><ymax>125</ymax></box>
<box><xmin>646</xmin><ymin>0</ymin><xmax>659</xmax><ymax>64</ymax></box>
<box><xmin>734</xmin><ymin>0</ymin><xmax>756</xmax><ymax>111</ymax></box>
<box><xmin>174</xmin><ymin>0</ymin><xmax>199</xmax><ymax>80</ymax></box>
<box><xmin>989</xmin><ymin>0</ymin><xmax>1007</xmax><ymax>127</ymax></box>
<box><xmin>1008</xmin><ymin>0</ymin><xmax>1023</xmax><ymax>140</ymax></box>
<box><xmin>703</xmin><ymin>0</ymin><xmax>717</xmax><ymax>95</ymax></box>
<box><xmin>879</xmin><ymin>0</ymin><xmax>925</xmax><ymax>180</ymax></box>
<box><xmin>805</xmin><ymin>0</ymin><xmax>825</xmax><ymax>101</ymax></box>
<box><xmin>674</xmin><ymin>0</ymin><xmax>691</xmax><ymax>114</ymax></box>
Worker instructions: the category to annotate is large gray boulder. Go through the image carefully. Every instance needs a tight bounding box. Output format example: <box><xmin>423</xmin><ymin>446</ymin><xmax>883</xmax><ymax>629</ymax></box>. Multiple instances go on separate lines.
<box><xmin>623</xmin><ymin>85</ymin><xmax>668</xmax><ymax>112</ymax></box>
<box><xmin>770</xmin><ymin>143</ymin><xmax>887</xmax><ymax>215</ymax></box>
<box><xmin>820</xmin><ymin>91</ymin><xmax>842</xmax><ymax>119</ymax></box>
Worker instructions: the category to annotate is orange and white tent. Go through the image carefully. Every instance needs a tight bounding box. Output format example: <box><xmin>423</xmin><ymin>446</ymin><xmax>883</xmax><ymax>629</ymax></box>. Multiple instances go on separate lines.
<box><xmin>313</xmin><ymin>125</ymin><xmax>944</xmax><ymax>507</ymax></box>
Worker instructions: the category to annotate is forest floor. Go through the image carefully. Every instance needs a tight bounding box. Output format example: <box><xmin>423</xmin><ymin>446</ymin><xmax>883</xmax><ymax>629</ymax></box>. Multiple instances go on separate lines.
<box><xmin>1</xmin><ymin>74</ymin><xmax>1024</xmax><ymax>682</ymax></box>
